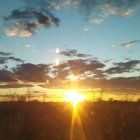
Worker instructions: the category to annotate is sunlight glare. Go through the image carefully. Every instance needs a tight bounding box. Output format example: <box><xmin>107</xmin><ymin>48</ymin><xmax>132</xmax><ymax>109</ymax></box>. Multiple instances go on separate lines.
<box><xmin>68</xmin><ymin>74</ymin><xmax>78</xmax><ymax>81</ymax></box>
<box><xmin>55</xmin><ymin>47</ymin><xmax>60</xmax><ymax>54</ymax></box>
<box><xmin>64</xmin><ymin>90</ymin><xmax>86</xmax><ymax>108</ymax></box>
<box><xmin>55</xmin><ymin>59</ymin><xmax>60</xmax><ymax>66</ymax></box>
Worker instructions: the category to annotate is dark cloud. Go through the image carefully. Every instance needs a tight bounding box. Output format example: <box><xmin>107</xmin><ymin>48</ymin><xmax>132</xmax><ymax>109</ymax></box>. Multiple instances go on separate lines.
<box><xmin>105</xmin><ymin>60</ymin><xmax>140</xmax><ymax>74</ymax></box>
<box><xmin>0</xmin><ymin>56</ymin><xmax>24</xmax><ymax>64</ymax></box>
<box><xmin>60</xmin><ymin>49</ymin><xmax>91</xmax><ymax>58</ymax></box>
<box><xmin>8</xmin><ymin>57</ymin><xmax>24</xmax><ymax>63</ymax></box>
<box><xmin>0</xmin><ymin>51</ymin><xmax>24</xmax><ymax>65</ymax></box>
<box><xmin>0</xmin><ymin>57</ymin><xmax>8</xmax><ymax>64</ymax></box>
<box><xmin>0</xmin><ymin>52</ymin><xmax>11</xmax><ymax>56</ymax></box>
<box><xmin>0</xmin><ymin>70</ymin><xmax>17</xmax><ymax>82</ymax></box>
<box><xmin>104</xmin><ymin>59</ymin><xmax>113</xmax><ymax>63</ymax></box>
<box><xmin>53</xmin><ymin>59</ymin><xmax>105</xmax><ymax>80</ymax></box>
<box><xmin>4</xmin><ymin>0</ymin><xmax>60</xmax><ymax>37</ymax></box>
<box><xmin>12</xmin><ymin>63</ymin><xmax>50</xmax><ymax>82</ymax></box>
<box><xmin>0</xmin><ymin>49</ymin><xmax>139</xmax><ymax>91</ymax></box>
<box><xmin>51</xmin><ymin>58</ymin><xmax>140</xmax><ymax>90</ymax></box>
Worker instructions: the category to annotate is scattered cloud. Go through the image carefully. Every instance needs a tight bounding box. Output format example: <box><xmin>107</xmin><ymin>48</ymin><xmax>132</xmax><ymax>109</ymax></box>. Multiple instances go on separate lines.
<box><xmin>2</xmin><ymin>0</ymin><xmax>140</xmax><ymax>37</ymax></box>
<box><xmin>0</xmin><ymin>50</ymin><xmax>140</xmax><ymax>91</ymax></box>
<box><xmin>12</xmin><ymin>63</ymin><xmax>50</xmax><ymax>82</ymax></box>
<box><xmin>104</xmin><ymin>60</ymin><xmax>140</xmax><ymax>74</ymax></box>
<box><xmin>0</xmin><ymin>70</ymin><xmax>17</xmax><ymax>82</ymax></box>
<box><xmin>53</xmin><ymin>58</ymin><xmax>105</xmax><ymax>79</ymax></box>
<box><xmin>83</xmin><ymin>26</ymin><xmax>90</xmax><ymax>32</ymax></box>
<box><xmin>65</xmin><ymin>0</ymin><xmax>138</xmax><ymax>23</ymax></box>
<box><xmin>83</xmin><ymin>26</ymin><xmax>93</xmax><ymax>32</ymax></box>
<box><xmin>113</xmin><ymin>40</ymin><xmax>140</xmax><ymax>48</ymax></box>
<box><xmin>59</xmin><ymin>49</ymin><xmax>91</xmax><ymax>58</ymax></box>
<box><xmin>0</xmin><ymin>51</ymin><xmax>24</xmax><ymax>64</ymax></box>
<box><xmin>112</xmin><ymin>40</ymin><xmax>140</xmax><ymax>48</ymax></box>
<box><xmin>25</xmin><ymin>44</ymin><xmax>35</xmax><ymax>48</ymax></box>
<box><xmin>102</xmin><ymin>4</ymin><xmax>134</xmax><ymax>17</ymax></box>
<box><xmin>0</xmin><ymin>56</ymin><xmax>24</xmax><ymax>64</ymax></box>
<box><xmin>75</xmin><ymin>0</ymin><xmax>139</xmax><ymax>12</ymax></box>
<box><xmin>4</xmin><ymin>0</ymin><xmax>60</xmax><ymax>37</ymax></box>
<box><xmin>104</xmin><ymin>59</ymin><xmax>114</xmax><ymax>63</ymax></box>
<box><xmin>0</xmin><ymin>51</ymin><xmax>11</xmax><ymax>56</ymax></box>
<box><xmin>88</xmin><ymin>18</ymin><xmax>104</xmax><ymax>24</ymax></box>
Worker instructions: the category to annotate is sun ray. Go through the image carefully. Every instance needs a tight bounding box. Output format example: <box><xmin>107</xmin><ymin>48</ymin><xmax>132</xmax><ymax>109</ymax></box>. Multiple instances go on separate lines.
<box><xmin>63</xmin><ymin>90</ymin><xmax>87</xmax><ymax>140</ymax></box>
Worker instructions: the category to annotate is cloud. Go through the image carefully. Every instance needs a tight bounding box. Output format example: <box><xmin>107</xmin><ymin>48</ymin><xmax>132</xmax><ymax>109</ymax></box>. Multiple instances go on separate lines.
<box><xmin>12</xmin><ymin>63</ymin><xmax>50</xmax><ymax>82</ymax></box>
<box><xmin>25</xmin><ymin>44</ymin><xmax>35</xmax><ymax>48</ymax></box>
<box><xmin>88</xmin><ymin>18</ymin><xmax>104</xmax><ymax>24</ymax></box>
<box><xmin>4</xmin><ymin>0</ymin><xmax>60</xmax><ymax>37</ymax></box>
<box><xmin>8</xmin><ymin>57</ymin><xmax>24</xmax><ymax>63</ymax></box>
<box><xmin>0</xmin><ymin>50</ymin><xmax>139</xmax><ymax>91</ymax></box>
<box><xmin>59</xmin><ymin>49</ymin><xmax>91</xmax><ymax>58</ymax></box>
<box><xmin>112</xmin><ymin>40</ymin><xmax>140</xmax><ymax>48</ymax></box>
<box><xmin>0</xmin><ymin>52</ymin><xmax>24</xmax><ymax>64</ymax></box>
<box><xmin>83</xmin><ymin>26</ymin><xmax>91</xmax><ymax>32</ymax></box>
<box><xmin>104</xmin><ymin>59</ymin><xmax>113</xmax><ymax>63</ymax></box>
<box><xmin>49</xmin><ymin>0</ymin><xmax>79</xmax><ymax>9</ymax></box>
<box><xmin>0</xmin><ymin>57</ymin><xmax>8</xmax><ymax>64</ymax></box>
<box><xmin>66</xmin><ymin>0</ymin><xmax>138</xmax><ymax>23</ymax></box>
<box><xmin>102</xmin><ymin>4</ymin><xmax>134</xmax><ymax>17</ymax></box>
<box><xmin>2</xmin><ymin>0</ymin><xmax>139</xmax><ymax>37</ymax></box>
<box><xmin>76</xmin><ymin>0</ymin><xmax>139</xmax><ymax>10</ymax></box>
<box><xmin>0</xmin><ymin>54</ymin><xmax>140</xmax><ymax>91</ymax></box>
<box><xmin>53</xmin><ymin>58</ymin><xmax>105</xmax><ymax>79</ymax></box>
<box><xmin>0</xmin><ymin>57</ymin><xmax>23</xmax><ymax>64</ymax></box>
<box><xmin>0</xmin><ymin>83</ymin><xmax>33</xmax><ymax>89</ymax></box>
<box><xmin>104</xmin><ymin>60</ymin><xmax>140</xmax><ymax>74</ymax></box>
<box><xmin>0</xmin><ymin>52</ymin><xmax>11</xmax><ymax>56</ymax></box>
<box><xmin>0</xmin><ymin>70</ymin><xmax>17</xmax><ymax>82</ymax></box>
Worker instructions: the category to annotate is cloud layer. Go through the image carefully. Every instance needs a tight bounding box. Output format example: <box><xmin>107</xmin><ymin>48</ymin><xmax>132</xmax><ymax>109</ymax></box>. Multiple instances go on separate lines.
<box><xmin>0</xmin><ymin>55</ymin><xmax>139</xmax><ymax>91</ymax></box>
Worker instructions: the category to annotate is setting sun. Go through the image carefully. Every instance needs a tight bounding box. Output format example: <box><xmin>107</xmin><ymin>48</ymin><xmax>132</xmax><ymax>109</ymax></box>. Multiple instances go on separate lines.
<box><xmin>63</xmin><ymin>90</ymin><xmax>86</xmax><ymax>108</ymax></box>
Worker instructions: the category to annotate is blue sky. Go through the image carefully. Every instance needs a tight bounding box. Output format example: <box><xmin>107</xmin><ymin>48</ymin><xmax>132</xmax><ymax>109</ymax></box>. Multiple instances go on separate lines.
<box><xmin>0</xmin><ymin>0</ymin><xmax>140</xmax><ymax>64</ymax></box>
<box><xmin>0</xmin><ymin>0</ymin><xmax>140</xmax><ymax>94</ymax></box>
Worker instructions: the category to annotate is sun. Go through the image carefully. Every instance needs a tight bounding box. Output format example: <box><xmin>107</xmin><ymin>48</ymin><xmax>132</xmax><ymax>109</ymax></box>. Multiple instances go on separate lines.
<box><xmin>63</xmin><ymin>90</ymin><xmax>86</xmax><ymax>108</ymax></box>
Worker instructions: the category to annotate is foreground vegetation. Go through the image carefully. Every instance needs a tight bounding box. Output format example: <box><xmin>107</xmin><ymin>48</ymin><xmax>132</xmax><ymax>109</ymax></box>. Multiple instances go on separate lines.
<box><xmin>0</xmin><ymin>101</ymin><xmax>140</xmax><ymax>140</ymax></box>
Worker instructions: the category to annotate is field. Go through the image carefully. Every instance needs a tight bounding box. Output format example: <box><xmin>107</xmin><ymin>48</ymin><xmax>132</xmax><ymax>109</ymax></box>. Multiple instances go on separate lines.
<box><xmin>0</xmin><ymin>101</ymin><xmax>140</xmax><ymax>140</ymax></box>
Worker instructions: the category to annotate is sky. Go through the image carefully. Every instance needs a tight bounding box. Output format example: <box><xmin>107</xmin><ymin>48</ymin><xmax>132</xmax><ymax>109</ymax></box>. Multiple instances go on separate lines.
<box><xmin>0</xmin><ymin>0</ymin><xmax>140</xmax><ymax>99</ymax></box>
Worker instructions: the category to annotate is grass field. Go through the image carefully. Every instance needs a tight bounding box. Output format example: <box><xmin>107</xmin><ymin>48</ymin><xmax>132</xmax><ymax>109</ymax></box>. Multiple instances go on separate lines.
<box><xmin>0</xmin><ymin>101</ymin><xmax>140</xmax><ymax>140</ymax></box>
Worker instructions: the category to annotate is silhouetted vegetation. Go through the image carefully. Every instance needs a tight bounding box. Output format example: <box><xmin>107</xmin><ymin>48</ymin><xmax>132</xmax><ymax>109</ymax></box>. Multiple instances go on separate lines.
<box><xmin>0</xmin><ymin>101</ymin><xmax>140</xmax><ymax>140</ymax></box>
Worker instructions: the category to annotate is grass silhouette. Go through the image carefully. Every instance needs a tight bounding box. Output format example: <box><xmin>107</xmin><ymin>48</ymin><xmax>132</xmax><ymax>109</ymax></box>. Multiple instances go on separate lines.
<box><xmin>0</xmin><ymin>101</ymin><xmax>140</xmax><ymax>140</ymax></box>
